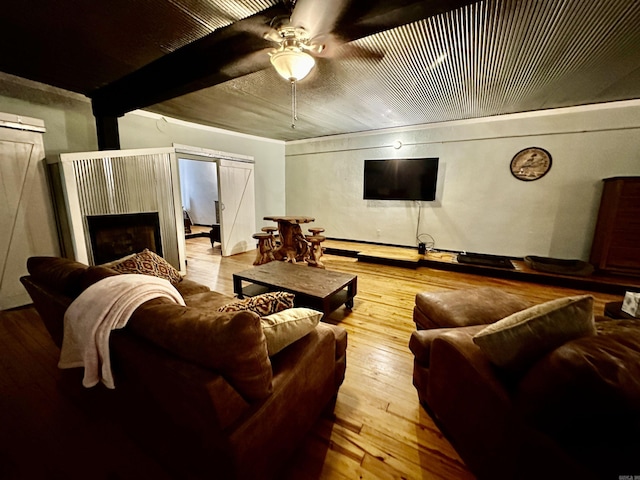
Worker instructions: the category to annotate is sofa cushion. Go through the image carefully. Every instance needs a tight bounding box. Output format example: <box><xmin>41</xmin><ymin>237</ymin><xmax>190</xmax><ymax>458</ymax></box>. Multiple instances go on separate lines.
<box><xmin>108</xmin><ymin>249</ymin><xmax>182</xmax><ymax>285</ymax></box>
<box><xmin>472</xmin><ymin>295</ymin><xmax>596</xmax><ymax>371</ymax></box>
<box><xmin>182</xmin><ymin>290</ymin><xmax>233</xmax><ymax>310</ymax></box>
<box><xmin>514</xmin><ymin>319</ymin><xmax>640</xmax><ymax>443</ymax></box>
<box><xmin>218</xmin><ymin>291</ymin><xmax>295</xmax><ymax>316</ymax></box>
<box><xmin>175</xmin><ymin>279</ymin><xmax>211</xmax><ymax>297</ymax></box>
<box><xmin>127</xmin><ymin>304</ymin><xmax>273</xmax><ymax>401</ymax></box>
<box><xmin>261</xmin><ymin>308</ymin><xmax>322</xmax><ymax>356</ymax></box>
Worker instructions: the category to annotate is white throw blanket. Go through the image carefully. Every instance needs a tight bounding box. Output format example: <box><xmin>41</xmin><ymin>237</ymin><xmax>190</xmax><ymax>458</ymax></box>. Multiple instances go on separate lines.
<box><xmin>58</xmin><ymin>274</ymin><xmax>185</xmax><ymax>389</ymax></box>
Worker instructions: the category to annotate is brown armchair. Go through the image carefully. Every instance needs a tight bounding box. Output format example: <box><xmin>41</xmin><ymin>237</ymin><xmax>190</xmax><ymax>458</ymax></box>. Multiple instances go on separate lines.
<box><xmin>409</xmin><ymin>287</ymin><xmax>640</xmax><ymax>479</ymax></box>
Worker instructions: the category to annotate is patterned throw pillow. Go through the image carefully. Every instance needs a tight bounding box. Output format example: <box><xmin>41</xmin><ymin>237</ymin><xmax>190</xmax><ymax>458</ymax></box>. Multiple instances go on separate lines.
<box><xmin>218</xmin><ymin>291</ymin><xmax>295</xmax><ymax>316</ymax></box>
<box><xmin>108</xmin><ymin>249</ymin><xmax>182</xmax><ymax>285</ymax></box>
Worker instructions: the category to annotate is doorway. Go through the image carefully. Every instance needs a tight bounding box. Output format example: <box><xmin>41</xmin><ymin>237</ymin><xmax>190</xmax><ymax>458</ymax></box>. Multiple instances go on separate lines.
<box><xmin>174</xmin><ymin>145</ymin><xmax>256</xmax><ymax>257</ymax></box>
<box><xmin>178</xmin><ymin>157</ymin><xmax>220</xmax><ymax>249</ymax></box>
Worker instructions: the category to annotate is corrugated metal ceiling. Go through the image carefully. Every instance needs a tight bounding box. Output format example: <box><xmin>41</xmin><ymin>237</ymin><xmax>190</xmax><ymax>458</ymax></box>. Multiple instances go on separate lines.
<box><xmin>1</xmin><ymin>0</ymin><xmax>638</xmax><ymax>141</ymax></box>
<box><xmin>147</xmin><ymin>0</ymin><xmax>640</xmax><ymax>140</ymax></box>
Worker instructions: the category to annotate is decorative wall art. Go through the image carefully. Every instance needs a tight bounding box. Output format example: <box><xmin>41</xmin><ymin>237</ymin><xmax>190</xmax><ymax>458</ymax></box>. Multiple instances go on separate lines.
<box><xmin>510</xmin><ymin>147</ymin><xmax>552</xmax><ymax>181</ymax></box>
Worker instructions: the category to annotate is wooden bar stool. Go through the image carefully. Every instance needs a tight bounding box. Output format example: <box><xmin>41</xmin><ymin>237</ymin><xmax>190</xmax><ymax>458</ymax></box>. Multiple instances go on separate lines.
<box><xmin>305</xmin><ymin>234</ymin><xmax>326</xmax><ymax>268</ymax></box>
<box><xmin>261</xmin><ymin>226</ymin><xmax>279</xmax><ymax>249</ymax></box>
<box><xmin>252</xmin><ymin>233</ymin><xmax>275</xmax><ymax>265</ymax></box>
<box><xmin>308</xmin><ymin>227</ymin><xmax>325</xmax><ymax>236</ymax></box>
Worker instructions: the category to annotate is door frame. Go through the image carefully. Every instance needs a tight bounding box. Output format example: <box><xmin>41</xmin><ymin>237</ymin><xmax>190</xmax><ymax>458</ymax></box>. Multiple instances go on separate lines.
<box><xmin>174</xmin><ymin>144</ymin><xmax>256</xmax><ymax>257</ymax></box>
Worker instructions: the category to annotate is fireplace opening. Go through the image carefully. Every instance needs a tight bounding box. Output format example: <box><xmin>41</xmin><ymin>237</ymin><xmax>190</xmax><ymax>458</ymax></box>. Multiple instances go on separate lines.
<box><xmin>87</xmin><ymin>212</ymin><xmax>162</xmax><ymax>265</ymax></box>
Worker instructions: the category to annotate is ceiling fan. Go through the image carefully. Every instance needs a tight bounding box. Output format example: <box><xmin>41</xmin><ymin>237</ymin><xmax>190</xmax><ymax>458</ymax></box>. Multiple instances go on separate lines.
<box><xmin>256</xmin><ymin>0</ymin><xmax>362</xmax><ymax>128</ymax></box>
<box><xmin>266</xmin><ymin>21</ymin><xmax>322</xmax><ymax>82</ymax></box>
<box><xmin>265</xmin><ymin>0</ymin><xmax>348</xmax><ymax>54</ymax></box>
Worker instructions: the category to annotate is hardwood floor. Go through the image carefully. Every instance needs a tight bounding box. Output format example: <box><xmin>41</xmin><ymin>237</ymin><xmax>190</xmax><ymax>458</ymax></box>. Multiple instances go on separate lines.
<box><xmin>0</xmin><ymin>238</ymin><xmax>621</xmax><ymax>479</ymax></box>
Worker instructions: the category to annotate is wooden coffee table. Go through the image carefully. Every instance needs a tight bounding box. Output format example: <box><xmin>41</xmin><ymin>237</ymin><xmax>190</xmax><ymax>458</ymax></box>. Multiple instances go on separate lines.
<box><xmin>233</xmin><ymin>261</ymin><xmax>357</xmax><ymax>317</ymax></box>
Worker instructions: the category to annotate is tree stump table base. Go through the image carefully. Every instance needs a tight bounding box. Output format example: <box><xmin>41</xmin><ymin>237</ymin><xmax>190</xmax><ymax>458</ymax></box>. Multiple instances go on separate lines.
<box><xmin>264</xmin><ymin>216</ymin><xmax>314</xmax><ymax>264</ymax></box>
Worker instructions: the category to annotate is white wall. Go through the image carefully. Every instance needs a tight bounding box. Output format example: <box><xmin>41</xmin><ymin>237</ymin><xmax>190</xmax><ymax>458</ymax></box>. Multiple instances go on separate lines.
<box><xmin>285</xmin><ymin>101</ymin><xmax>640</xmax><ymax>260</ymax></box>
<box><xmin>119</xmin><ymin>111</ymin><xmax>286</xmax><ymax>229</ymax></box>
<box><xmin>3</xmin><ymin>72</ymin><xmax>639</xmax><ymax>261</ymax></box>
<box><xmin>0</xmin><ymin>73</ymin><xmax>99</xmax><ymax>157</ymax></box>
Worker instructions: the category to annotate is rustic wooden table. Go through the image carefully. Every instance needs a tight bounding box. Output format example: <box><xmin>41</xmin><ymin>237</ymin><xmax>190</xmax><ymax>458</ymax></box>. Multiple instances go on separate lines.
<box><xmin>264</xmin><ymin>216</ymin><xmax>315</xmax><ymax>263</ymax></box>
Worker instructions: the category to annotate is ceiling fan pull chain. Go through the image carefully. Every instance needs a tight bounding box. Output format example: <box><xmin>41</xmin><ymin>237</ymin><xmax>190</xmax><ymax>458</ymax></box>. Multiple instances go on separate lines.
<box><xmin>291</xmin><ymin>79</ymin><xmax>297</xmax><ymax>129</ymax></box>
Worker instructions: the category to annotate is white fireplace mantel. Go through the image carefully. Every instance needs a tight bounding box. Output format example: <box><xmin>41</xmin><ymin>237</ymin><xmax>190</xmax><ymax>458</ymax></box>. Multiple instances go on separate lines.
<box><xmin>54</xmin><ymin>147</ymin><xmax>186</xmax><ymax>271</ymax></box>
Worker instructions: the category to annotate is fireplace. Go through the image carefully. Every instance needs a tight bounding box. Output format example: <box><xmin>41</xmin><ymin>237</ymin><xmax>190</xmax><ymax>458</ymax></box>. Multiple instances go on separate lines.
<box><xmin>87</xmin><ymin>213</ymin><xmax>162</xmax><ymax>265</ymax></box>
<box><xmin>55</xmin><ymin>148</ymin><xmax>189</xmax><ymax>270</ymax></box>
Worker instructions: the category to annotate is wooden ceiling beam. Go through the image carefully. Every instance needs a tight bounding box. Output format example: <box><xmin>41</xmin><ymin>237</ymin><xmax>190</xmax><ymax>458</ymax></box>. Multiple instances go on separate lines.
<box><xmin>90</xmin><ymin>5</ymin><xmax>285</xmax><ymax>117</ymax></box>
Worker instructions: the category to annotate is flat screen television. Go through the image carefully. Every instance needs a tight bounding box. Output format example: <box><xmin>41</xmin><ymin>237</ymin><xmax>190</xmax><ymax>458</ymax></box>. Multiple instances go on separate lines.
<box><xmin>363</xmin><ymin>158</ymin><xmax>439</xmax><ymax>201</ymax></box>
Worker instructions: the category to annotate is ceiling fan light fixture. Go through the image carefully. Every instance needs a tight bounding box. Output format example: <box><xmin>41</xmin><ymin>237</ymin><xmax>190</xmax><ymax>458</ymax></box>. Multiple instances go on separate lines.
<box><xmin>270</xmin><ymin>49</ymin><xmax>315</xmax><ymax>81</ymax></box>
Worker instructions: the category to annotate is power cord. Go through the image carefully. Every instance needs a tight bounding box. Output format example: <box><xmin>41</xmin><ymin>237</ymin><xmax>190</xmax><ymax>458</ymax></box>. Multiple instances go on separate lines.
<box><xmin>415</xmin><ymin>201</ymin><xmax>435</xmax><ymax>252</ymax></box>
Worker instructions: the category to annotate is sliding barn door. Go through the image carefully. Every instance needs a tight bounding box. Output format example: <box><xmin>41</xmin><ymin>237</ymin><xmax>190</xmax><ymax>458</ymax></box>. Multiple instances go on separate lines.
<box><xmin>217</xmin><ymin>159</ymin><xmax>256</xmax><ymax>256</ymax></box>
<box><xmin>0</xmin><ymin>114</ymin><xmax>59</xmax><ymax>309</ymax></box>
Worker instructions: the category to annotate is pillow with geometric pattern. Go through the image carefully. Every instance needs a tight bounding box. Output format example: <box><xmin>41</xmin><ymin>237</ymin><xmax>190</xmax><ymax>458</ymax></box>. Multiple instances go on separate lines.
<box><xmin>108</xmin><ymin>249</ymin><xmax>182</xmax><ymax>285</ymax></box>
<box><xmin>218</xmin><ymin>291</ymin><xmax>295</xmax><ymax>316</ymax></box>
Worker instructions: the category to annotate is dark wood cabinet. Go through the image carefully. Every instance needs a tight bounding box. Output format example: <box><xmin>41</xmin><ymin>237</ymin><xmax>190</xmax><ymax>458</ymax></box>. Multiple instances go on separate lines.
<box><xmin>590</xmin><ymin>177</ymin><xmax>640</xmax><ymax>276</ymax></box>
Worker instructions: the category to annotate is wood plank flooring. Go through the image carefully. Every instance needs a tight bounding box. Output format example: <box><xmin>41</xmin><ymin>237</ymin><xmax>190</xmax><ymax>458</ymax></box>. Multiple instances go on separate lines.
<box><xmin>0</xmin><ymin>237</ymin><xmax>621</xmax><ymax>479</ymax></box>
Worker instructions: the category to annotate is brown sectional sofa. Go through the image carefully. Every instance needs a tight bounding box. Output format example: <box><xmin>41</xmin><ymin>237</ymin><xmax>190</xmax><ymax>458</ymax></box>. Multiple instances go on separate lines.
<box><xmin>410</xmin><ymin>287</ymin><xmax>640</xmax><ymax>480</ymax></box>
<box><xmin>21</xmin><ymin>256</ymin><xmax>347</xmax><ymax>480</ymax></box>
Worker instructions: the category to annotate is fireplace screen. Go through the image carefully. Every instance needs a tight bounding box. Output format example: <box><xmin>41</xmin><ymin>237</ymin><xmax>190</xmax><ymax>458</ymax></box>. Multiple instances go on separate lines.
<box><xmin>87</xmin><ymin>212</ymin><xmax>162</xmax><ymax>265</ymax></box>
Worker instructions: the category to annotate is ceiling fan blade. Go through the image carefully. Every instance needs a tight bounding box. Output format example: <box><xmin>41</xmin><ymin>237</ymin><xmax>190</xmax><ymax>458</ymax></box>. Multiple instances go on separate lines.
<box><xmin>309</xmin><ymin>33</ymin><xmax>384</xmax><ymax>62</ymax></box>
<box><xmin>290</xmin><ymin>0</ymin><xmax>350</xmax><ymax>38</ymax></box>
<box><xmin>298</xmin><ymin>0</ymin><xmax>474</xmax><ymax>63</ymax></box>
<box><xmin>334</xmin><ymin>43</ymin><xmax>385</xmax><ymax>62</ymax></box>
<box><xmin>334</xmin><ymin>0</ymin><xmax>479</xmax><ymax>42</ymax></box>
<box><xmin>235</xmin><ymin>13</ymin><xmax>282</xmax><ymax>43</ymax></box>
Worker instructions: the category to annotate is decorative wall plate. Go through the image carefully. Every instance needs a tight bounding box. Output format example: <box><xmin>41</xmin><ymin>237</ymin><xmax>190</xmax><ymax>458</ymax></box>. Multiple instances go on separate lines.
<box><xmin>510</xmin><ymin>147</ymin><xmax>552</xmax><ymax>181</ymax></box>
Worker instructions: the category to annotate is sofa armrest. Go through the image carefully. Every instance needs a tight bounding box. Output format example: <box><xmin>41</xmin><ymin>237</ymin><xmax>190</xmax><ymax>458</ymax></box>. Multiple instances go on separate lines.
<box><xmin>20</xmin><ymin>275</ymin><xmax>72</xmax><ymax>348</ymax></box>
<box><xmin>227</xmin><ymin>322</ymin><xmax>345</xmax><ymax>479</ymax></box>
<box><xmin>128</xmin><ymin>302</ymin><xmax>273</xmax><ymax>401</ymax></box>
<box><xmin>26</xmin><ymin>256</ymin><xmax>88</xmax><ymax>297</ymax></box>
<box><xmin>427</xmin><ymin>332</ymin><xmax>514</xmax><ymax>477</ymax></box>
<box><xmin>410</xmin><ymin>325</ymin><xmax>487</xmax><ymax>368</ymax></box>
<box><xmin>111</xmin><ymin>330</ymin><xmax>250</xmax><ymax>433</ymax></box>
<box><xmin>115</xmin><ymin>319</ymin><xmax>347</xmax><ymax>480</ymax></box>
<box><xmin>319</xmin><ymin>323</ymin><xmax>347</xmax><ymax>388</ymax></box>
<box><xmin>410</xmin><ymin>325</ymin><xmax>485</xmax><ymax>405</ymax></box>
<box><xmin>109</xmin><ymin>329</ymin><xmax>258</xmax><ymax>479</ymax></box>
<box><xmin>427</xmin><ymin>329</ymin><xmax>589</xmax><ymax>479</ymax></box>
